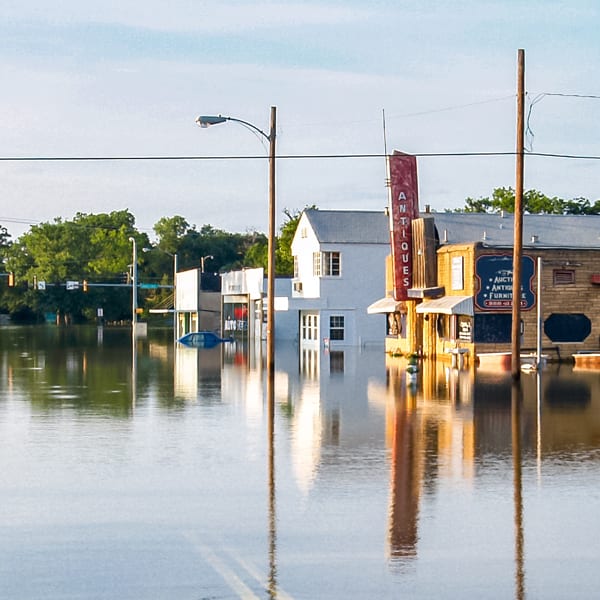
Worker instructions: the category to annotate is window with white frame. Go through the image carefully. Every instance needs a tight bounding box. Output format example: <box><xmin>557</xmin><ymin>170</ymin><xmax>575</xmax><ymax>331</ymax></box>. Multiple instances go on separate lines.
<box><xmin>313</xmin><ymin>251</ymin><xmax>340</xmax><ymax>277</ymax></box>
<box><xmin>329</xmin><ymin>315</ymin><xmax>345</xmax><ymax>340</ymax></box>
<box><xmin>293</xmin><ymin>255</ymin><xmax>298</xmax><ymax>278</ymax></box>
<box><xmin>322</xmin><ymin>251</ymin><xmax>340</xmax><ymax>276</ymax></box>
<box><xmin>313</xmin><ymin>252</ymin><xmax>321</xmax><ymax>276</ymax></box>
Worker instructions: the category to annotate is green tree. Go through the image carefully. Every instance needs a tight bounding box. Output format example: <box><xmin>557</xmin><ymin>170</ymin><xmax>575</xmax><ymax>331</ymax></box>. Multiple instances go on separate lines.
<box><xmin>240</xmin><ymin>206</ymin><xmax>313</xmax><ymax>276</ymax></box>
<box><xmin>153</xmin><ymin>216</ymin><xmax>191</xmax><ymax>255</ymax></box>
<box><xmin>5</xmin><ymin>211</ymin><xmax>144</xmax><ymax>323</ymax></box>
<box><xmin>243</xmin><ymin>238</ymin><xmax>268</xmax><ymax>271</ymax></box>
<box><xmin>460</xmin><ymin>187</ymin><xmax>600</xmax><ymax>215</ymax></box>
<box><xmin>0</xmin><ymin>225</ymin><xmax>14</xmax><ymax>315</ymax></box>
<box><xmin>276</xmin><ymin>206</ymin><xmax>314</xmax><ymax>276</ymax></box>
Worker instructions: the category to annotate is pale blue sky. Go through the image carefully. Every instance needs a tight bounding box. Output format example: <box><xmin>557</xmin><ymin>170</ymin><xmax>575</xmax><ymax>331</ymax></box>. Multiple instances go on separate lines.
<box><xmin>1</xmin><ymin>1</ymin><xmax>599</xmax><ymax>239</ymax></box>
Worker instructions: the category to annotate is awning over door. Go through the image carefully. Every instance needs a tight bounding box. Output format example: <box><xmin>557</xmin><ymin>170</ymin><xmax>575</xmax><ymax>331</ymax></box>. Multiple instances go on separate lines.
<box><xmin>367</xmin><ymin>297</ymin><xmax>405</xmax><ymax>314</ymax></box>
<box><xmin>416</xmin><ymin>295</ymin><xmax>473</xmax><ymax>316</ymax></box>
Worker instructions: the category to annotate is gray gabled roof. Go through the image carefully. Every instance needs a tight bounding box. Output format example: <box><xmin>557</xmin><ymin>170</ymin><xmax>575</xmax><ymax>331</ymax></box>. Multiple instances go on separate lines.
<box><xmin>427</xmin><ymin>212</ymin><xmax>600</xmax><ymax>249</ymax></box>
<box><xmin>304</xmin><ymin>209</ymin><xmax>390</xmax><ymax>244</ymax></box>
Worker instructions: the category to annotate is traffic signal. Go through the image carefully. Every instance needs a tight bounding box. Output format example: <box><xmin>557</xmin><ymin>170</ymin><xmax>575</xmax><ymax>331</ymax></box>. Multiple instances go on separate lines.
<box><xmin>83</xmin><ymin>280</ymin><xmax>88</xmax><ymax>292</ymax></box>
<box><xmin>7</xmin><ymin>272</ymin><xmax>14</xmax><ymax>287</ymax></box>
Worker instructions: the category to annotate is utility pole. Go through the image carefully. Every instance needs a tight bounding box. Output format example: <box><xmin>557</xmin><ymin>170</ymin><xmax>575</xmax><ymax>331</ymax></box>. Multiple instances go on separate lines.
<box><xmin>266</xmin><ymin>106</ymin><xmax>276</xmax><ymax>379</ymax></box>
<box><xmin>511</xmin><ymin>49</ymin><xmax>525</xmax><ymax>380</ymax></box>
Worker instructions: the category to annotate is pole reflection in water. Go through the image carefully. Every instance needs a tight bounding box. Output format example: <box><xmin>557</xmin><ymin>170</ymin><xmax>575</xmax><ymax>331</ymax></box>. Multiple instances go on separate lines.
<box><xmin>512</xmin><ymin>381</ymin><xmax>525</xmax><ymax>600</ymax></box>
<box><xmin>131</xmin><ymin>332</ymin><xmax>137</xmax><ymax>410</ymax></box>
<box><xmin>387</xmin><ymin>363</ymin><xmax>421</xmax><ymax>563</ymax></box>
<box><xmin>267</xmin><ymin>370</ymin><xmax>277</xmax><ymax>598</ymax></box>
<box><xmin>536</xmin><ymin>368</ymin><xmax>543</xmax><ymax>485</ymax></box>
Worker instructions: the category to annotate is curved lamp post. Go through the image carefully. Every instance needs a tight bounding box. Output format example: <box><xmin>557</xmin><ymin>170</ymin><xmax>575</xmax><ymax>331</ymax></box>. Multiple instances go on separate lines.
<box><xmin>196</xmin><ymin>108</ymin><xmax>277</xmax><ymax>376</ymax></box>
<box><xmin>200</xmin><ymin>254</ymin><xmax>213</xmax><ymax>274</ymax></box>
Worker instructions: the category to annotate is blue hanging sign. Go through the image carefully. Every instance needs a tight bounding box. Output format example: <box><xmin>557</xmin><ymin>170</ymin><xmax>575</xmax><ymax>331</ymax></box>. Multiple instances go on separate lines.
<box><xmin>475</xmin><ymin>254</ymin><xmax>535</xmax><ymax>311</ymax></box>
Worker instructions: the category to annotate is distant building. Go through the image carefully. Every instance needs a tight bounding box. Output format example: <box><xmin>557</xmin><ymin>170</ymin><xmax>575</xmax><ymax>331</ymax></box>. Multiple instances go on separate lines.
<box><xmin>221</xmin><ymin>268</ymin><xmax>264</xmax><ymax>341</ymax></box>
<box><xmin>175</xmin><ymin>268</ymin><xmax>221</xmax><ymax>338</ymax></box>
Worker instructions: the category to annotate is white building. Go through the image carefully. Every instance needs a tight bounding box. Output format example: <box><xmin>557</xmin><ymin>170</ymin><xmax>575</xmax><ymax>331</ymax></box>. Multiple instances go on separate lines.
<box><xmin>221</xmin><ymin>268</ymin><xmax>264</xmax><ymax>341</ymax></box>
<box><xmin>175</xmin><ymin>268</ymin><xmax>221</xmax><ymax>338</ymax></box>
<box><xmin>290</xmin><ymin>209</ymin><xmax>390</xmax><ymax>348</ymax></box>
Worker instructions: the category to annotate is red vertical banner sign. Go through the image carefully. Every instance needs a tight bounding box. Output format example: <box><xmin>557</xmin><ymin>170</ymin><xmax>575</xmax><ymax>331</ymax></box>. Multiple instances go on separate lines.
<box><xmin>388</xmin><ymin>151</ymin><xmax>420</xmax><ymax>301</ymax></box>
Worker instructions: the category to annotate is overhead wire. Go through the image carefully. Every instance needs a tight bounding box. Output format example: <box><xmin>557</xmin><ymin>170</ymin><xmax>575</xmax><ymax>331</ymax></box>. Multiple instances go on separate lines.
<box><xmin>2</xmin><ymin>90</ymin><xmax>599</xmax><ymax>233</ymax></box>
<box><xmin>1</xmin><ymin>150</ymin><xmax>600</xmax><ymax>161</ymax></box>
<box><xmin>525</xmin><ymin>91</ymin><xmax>600</xmax><ymax>151</ymax></box>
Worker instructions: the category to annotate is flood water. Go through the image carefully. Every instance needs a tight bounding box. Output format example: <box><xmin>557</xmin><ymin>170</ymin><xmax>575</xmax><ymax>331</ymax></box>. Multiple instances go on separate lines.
<box><xmin>1</xmin><ymin>326</ymin><xmax>599</xmax><ymax>599</ymax></box>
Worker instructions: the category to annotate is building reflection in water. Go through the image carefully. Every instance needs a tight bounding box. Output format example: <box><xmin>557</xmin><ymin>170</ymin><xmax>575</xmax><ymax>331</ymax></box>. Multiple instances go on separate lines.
<box><xmin>292</xmin><ymin>346</ymin><xmax>386</xmax><ymax>495</ymax></box>
<box><xmin>386</xmin><ymin>367</ymin><xmax>420</xmax><ymax>561</ymax></box>
<box><xmin>173</xmin><ymin>344</ymin><xmax>222</xmax><ymax>402</ymax></box>
<box><xmin>381</xmin><ymin>357</ymin><xmax>509</xmax><ymax>568</ymax></box>
<box><xmin>165</xmin><ymin>334</ymin><xmax>600</xmax><ymax>591</ymax></box>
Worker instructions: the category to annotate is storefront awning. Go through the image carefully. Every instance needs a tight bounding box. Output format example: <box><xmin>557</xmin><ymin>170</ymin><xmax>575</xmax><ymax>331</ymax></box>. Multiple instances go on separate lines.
<box><xmin>416</xmin><ymin>295</ymin><xmax>473</xmax><ymax>316</ymax></box>
<box><xmin>367</xmin><ymin>297</ymin><xmax>405</xmax><ymax>314</ymax></box>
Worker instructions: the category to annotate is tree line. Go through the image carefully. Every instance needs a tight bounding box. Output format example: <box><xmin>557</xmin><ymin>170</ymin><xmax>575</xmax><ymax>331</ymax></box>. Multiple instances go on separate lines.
<box><xmin>0</xmin><ymin>209</ymin><xmax>302</xmax><ymax>324</ymax></box>
<box><xmin>1</xmin><ymin>188</ymin><xmax>597</xmax><ymax>323</ymax></box>
<box><xmin>457</xmin><ymin>187</ymin><xmax>600</xmax><ymax>215</ymax></box>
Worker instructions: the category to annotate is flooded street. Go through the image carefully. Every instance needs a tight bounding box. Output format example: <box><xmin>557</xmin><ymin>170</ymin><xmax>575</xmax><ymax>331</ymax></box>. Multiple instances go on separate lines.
<box><xmin>1</xmin><ymin>326</ymin><xmax>599</xmax><ymax>599</ymax></box>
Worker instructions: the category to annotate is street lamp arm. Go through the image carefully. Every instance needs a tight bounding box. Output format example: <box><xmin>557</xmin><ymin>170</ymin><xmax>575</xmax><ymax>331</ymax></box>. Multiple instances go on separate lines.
<box><xmin>196</xmin><ymin>106</ymin><xmax>277</xmax><ymax>376</ymax></box>
<box><xmin>142</xmin><ymin>246</ymin><xmax>174</xmax><ymax>258</ymax></box>
<box><xmin>195</xmin><ymin>114</ymin><xmax>271</xmax><ymax>142</ymax></box>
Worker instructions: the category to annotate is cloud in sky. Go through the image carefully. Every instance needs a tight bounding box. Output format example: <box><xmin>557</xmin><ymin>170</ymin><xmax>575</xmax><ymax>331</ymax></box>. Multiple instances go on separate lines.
<box><xmin>1</xmin><ymin>0</ymin><xmax>599</xmax><ymax>239</ymax></box>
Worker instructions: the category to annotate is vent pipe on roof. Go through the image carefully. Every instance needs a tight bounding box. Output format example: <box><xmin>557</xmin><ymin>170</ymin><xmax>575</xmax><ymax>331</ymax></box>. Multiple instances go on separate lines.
<box><xmin>500</xmin><ymin>210</ymin><xmax>505</xmax><ymax>218</ymax></box>
<box><xmin>531</xmin><ymin>234</ymin><xmax>538</xmax><ymax>243</ymax></box>
<box><xmin>443</xmin><ymin>229</ymin><xmax>448</xmax><ymax>243</ymax></box>
<box><xmin>425</xmin><ymin>204</ymin><xmax>430</xmax><ymax>213</ymax></box>
<box><xmin>482</xmin><ymin>230</ymin><xmax>487</xmax><ymax>241</ymax></box>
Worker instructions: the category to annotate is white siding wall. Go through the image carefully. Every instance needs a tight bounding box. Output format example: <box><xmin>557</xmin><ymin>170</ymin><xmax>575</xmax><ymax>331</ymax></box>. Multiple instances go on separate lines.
<box><xmin>291</xmin><ymin>214</ymin><xmax>388</xmax><ymax>347</ymax></box>
<box><xmin>291</xmin><ymin>215</ymin><xmax>321</xmax><ymax>299</ymax></box>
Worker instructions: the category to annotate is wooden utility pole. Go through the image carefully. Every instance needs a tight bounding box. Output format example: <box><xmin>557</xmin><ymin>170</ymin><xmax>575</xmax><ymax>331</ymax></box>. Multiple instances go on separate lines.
<box><xmin>267</xmin><ymin>106</ymin><xmax>277</xmax><ymax>379</ymax></box>
<box><xmin>511</xmin><ymin>49</ymin><xmax>525</xmax><ymax>380</ymax></box>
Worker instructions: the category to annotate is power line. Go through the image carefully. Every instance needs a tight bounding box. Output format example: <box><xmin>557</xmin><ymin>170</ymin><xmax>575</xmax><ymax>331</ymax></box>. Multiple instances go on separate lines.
<box><xmin>1</xmin><ymin>150</ymin><xmax>600</xmax><ymax>161</ymax></box>
<box><xmin>282</xmin><ymin>94</ymin><xmax>517</xmax><ymax>130</ymax></box>
<box><xmin>535</xmin><ymin>92</ymin><xmax>600</xmax><ymax>100</ymax></box>
<box><xmin>384</xmin><ymin>95</ymin><xmax>517</xmax><ymax>120</ymax></box>
<box><xmin>525</xmin><ymin>91</ymin><xmax>600</xmax><ymax>151</ymax></box>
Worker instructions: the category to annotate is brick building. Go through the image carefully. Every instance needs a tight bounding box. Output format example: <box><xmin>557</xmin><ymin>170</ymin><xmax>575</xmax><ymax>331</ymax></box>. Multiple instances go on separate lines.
<box><xmin>380</xmin><ymin>212</ymin><xmax>600</xmax><ymax>363</ymax></box>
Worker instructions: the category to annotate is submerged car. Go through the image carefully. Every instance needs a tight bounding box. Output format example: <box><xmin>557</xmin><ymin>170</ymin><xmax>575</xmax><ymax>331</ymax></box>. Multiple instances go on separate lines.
<box><xmin>177</xmin><ymin>331</ymin><xmax>233</xmax><ymax>348</ymax></box>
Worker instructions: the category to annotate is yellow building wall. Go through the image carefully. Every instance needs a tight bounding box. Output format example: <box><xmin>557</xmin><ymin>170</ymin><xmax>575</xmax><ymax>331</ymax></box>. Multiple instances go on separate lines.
<box><xmin>385</xmin><ymin>242</ymin><xmax>600</xmax><ymax>361</ymax></box>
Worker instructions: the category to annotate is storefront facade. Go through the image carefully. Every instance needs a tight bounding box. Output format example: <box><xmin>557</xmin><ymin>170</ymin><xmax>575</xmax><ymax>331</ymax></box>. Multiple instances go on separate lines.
<box><xmin>383</xmin><ymin>213</ymin><xmax>600</xmax><ymax>363</ymax></box>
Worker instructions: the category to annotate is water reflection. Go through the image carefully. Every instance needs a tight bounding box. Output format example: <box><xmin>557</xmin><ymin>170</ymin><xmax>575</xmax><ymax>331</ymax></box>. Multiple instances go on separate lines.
<box><xmin>2</xmin><ymin>328</ymin><xmax>600</xmax><ymax>598</ymax></box>
<box><xmin>174</xmin><ymin>343</ymin><xmax>222</xmax><ymax>401</ymax></box>
<box><xmin>512</xmin><ymin>382</ymin><xmax>525</xmax><ymax>600</ymax></box>
<box><xmin>387</xmin><ymin>372</ymin><xmax>420</xmax><ymax>561</ymax></box>
<box><xmin>267</xmin><ymin>369</ymin><xmax>278</xmax><ymax>599</ymax></box>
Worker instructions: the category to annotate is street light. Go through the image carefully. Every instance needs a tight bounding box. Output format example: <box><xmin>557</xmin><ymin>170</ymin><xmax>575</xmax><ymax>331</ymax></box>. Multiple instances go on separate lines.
<box><xmin>200</xmin><ymin>255</ymin><xmax>213</xmax><ymax>273</ymax></box>
<box><xmin>128</xmin><ymin>237</ymin><xmax>138</xmax><ymax>332</ymax></box>
<box><xmin>196</xmin><ymin>108</ymin><xmax>277</xmax><ymax>376</ymax></box>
